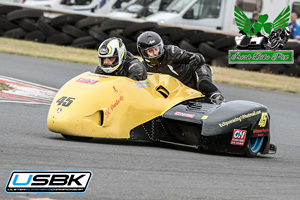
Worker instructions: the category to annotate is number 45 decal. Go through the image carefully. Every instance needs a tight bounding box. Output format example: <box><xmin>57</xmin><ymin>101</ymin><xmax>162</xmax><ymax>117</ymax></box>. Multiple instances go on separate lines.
<box><xmin>56</xmin><ymin>96</ymin><xmax>75</xmax><ymax>107</ymax></box>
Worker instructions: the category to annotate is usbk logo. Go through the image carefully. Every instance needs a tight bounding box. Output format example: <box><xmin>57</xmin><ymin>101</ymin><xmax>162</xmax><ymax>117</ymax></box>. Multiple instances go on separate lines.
<box><xmin>5</xmin><ymin>171</ymin><xmax>92</xmax><ymax>193</ymax></box>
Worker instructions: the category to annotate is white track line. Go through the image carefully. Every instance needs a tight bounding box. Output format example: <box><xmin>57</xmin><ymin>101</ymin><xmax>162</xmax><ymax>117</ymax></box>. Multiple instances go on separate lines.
<box><xmin>0</xmin><ymin>75</ymin><xmax>59</xmax><ymax>91</ymax></box>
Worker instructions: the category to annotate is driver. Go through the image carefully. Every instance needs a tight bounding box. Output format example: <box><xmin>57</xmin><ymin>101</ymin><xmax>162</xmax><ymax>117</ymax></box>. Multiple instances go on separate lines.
<box><xmin>95</xmin><ymin>37</ymin><xmax>147</xmax><ymax>81</ymax></box>
<box><xmin>137</xmin><ymin>31</ymin><xmax>224</xmax><ymax>104</ymax></box>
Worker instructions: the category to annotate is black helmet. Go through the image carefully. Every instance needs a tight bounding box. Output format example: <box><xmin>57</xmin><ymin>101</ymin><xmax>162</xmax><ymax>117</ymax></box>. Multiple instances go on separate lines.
<box><xmin>137</xmin><ymin>31</ymin><xmax>164</xmax><ymax>62</ymax></box>
<box><xmin>98</xmin><ymin>37</ymin><xmax>126</xmax><ymax>73</ymax></box>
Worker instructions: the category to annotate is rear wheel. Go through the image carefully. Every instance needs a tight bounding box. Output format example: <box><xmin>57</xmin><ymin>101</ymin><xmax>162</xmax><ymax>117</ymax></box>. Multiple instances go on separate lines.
<box><xmin>61</xmin><ymin>134</ymin><xmax>93</xmax><ymax>141</ymax></box>
<box><xmin>245</xmin><ymin>136</ymin><xmax>264</xmax><ymax>157</ymax></box>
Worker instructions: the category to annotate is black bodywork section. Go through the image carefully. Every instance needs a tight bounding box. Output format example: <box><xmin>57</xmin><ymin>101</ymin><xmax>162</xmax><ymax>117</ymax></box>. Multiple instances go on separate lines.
<box><xmin>130</xmin><ymin>98</ymin><xmax>272</xmax><ymax>155</ymax></box>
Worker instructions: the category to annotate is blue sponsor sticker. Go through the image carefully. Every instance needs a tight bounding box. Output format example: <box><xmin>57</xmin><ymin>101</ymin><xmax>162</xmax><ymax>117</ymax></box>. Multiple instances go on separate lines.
<box><xmin>135</xmin><ymin>81</ymin><xmax>151</xmax><ymax>88</ymax></box>
<box><xmin>5</xmin><ymin>170</ymin><xmax>92</xmax><ymax>193</ymax></box>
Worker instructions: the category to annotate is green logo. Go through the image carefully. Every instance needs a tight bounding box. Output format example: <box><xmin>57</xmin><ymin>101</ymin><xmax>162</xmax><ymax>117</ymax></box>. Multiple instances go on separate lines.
<box><xmin>235</xmin><ymin>6</ymin><xmax>290</xmax><ymax>37</ymax></box>
<box><xmin>230</xmin><ymin>6</ymin><xmax>293</xmax><ymax>64</ymax></box>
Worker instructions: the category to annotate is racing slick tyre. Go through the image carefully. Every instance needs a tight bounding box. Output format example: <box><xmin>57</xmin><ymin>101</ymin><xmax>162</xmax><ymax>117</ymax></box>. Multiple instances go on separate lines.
<box><xmin>61</xmin><ymin>134</ymin><xmax>93</xmax><ymax>141</ymax></box>
<box><xmin>245</xmin><ymin>136</ymin><xmax>264</xmax><ymax>157</ymax></box>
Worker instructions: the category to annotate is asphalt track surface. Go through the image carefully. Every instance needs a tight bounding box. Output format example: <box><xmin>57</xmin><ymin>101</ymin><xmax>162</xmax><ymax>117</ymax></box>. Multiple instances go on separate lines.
<box><xmin>0</xmin><ymin>53</ymin><xmax>300</xmax><ymax>200</ymax></box>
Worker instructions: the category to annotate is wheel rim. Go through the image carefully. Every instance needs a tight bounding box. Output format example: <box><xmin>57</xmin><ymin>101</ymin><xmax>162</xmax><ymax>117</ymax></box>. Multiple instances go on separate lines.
<box><xmin>249</xmin><ymin>137</ymin><xmax>264</xmax><ymax>153</ymax></box>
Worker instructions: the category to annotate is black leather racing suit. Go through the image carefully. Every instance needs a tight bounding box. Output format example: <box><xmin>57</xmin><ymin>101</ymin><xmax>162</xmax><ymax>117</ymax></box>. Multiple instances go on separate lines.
<box><xmin>144</xmin><ymin>45</ymin><xmax>219</xmax><ymax>96</ymax></box>
<box><xmin>95</xmin><ymin>52</ymin><xmax>147</xmax><ymax>81</ymax></box>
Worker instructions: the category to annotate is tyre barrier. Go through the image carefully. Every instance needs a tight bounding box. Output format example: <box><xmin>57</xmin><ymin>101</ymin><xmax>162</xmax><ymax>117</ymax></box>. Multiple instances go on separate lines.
<box><xmin>0</xmin><ymin>5</ymin><xmax>300</xmax><ymax>77</ymax></box>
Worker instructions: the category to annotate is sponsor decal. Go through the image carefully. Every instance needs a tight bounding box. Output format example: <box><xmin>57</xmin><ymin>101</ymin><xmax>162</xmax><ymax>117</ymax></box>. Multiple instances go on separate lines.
<box><xmin>105</xmin><ymin>87</ymin><xmax>124</xmax><ymax>118</ymax></box>
<box><xmin>76</xmin><ymin>78</ymin><xmax>98</xmax><ymax>85</ymax></box>
<box><xmin>149</xmin><ymin>40</ymin><xmax>155</xmax><ymax>44</ymax></box>
<box><xmin>5</xmin><ymin>171</ymin><xmax>92</xmax><ymax>193</ymax></box>
<box><xmin>253</xmin><ymin>128</ymin><xmax>269</xmax><ymax>133</ymax></box>
<box><xmin>56</xmin><ymin>108</ymin><xmax>62</xmax><ymax>113</ymax></box>
<box><xmin>230</xmin><ymin>6</ymin><xmax>293</xmax><ymax>64</ymax></box>
<box><xmin>229</xmin><ymin>50</ymin><xmax>293</xmax><ymax>64</ymax></box>
<box><xmin>219</xmin><ymin>110</ymin><xmax>261</xmax><ymax>127</ymax></box>
<box><xmin>135</xmin><ymin>81</ymin><xmax>150</xmax><ymax>88</ymax></box>
<box><xmin>201</xmin><ymin>115</ymin><xmax>208</xmax><ymax>120</ymax></box>
<box><xmin>174</xmin><ymin>112</ymin><xmax>195</xmax><ymax>118</ymax></box>
<box><xmin>231</xmin><ymin>129</ymin><xmax>247</xmax><ymax>146</ymax></box>
<box><xmin>99</xmin><ymin>48</ymin><xmax>108</xmax><ymax>54</ymax></box>
<box><xmin>258</xmin><ymin>112</ymin><xmax>268</xmax><ymax>127</ymax></box>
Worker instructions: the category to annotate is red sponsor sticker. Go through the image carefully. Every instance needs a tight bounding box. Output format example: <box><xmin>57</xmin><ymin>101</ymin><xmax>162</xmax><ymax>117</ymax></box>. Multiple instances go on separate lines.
<box><xmin>76</xmin><ymin>78</ymin><xmax>98</xmax><ymax>85</ymax></box>
<box><xmin>253</xmin><ymin>128</ymin><xmax>269</xmax><ymax>133</ymax></box>
<box><xmin>231</xmin><ymin>129</ymin><xmax>247</xmax><ymax>146</ymax></box>
<box><xmin>174</xmin><ymin>112</ymin><xmax>195</xmax><ymax>118</ymax></box>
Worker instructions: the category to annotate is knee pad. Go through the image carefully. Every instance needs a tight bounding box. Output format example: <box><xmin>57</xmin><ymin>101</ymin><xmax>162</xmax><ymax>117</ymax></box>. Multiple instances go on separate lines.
<box><xmin>195</xmin><ymin>64</ymin><xmax>213</xmax><ymax>83</ymax></box>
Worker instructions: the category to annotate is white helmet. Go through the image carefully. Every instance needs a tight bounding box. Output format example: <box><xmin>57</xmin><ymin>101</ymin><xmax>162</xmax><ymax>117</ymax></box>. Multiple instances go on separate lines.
<box><xmin>98</xmin><ymin>37</ymin><xmax>126</xmax><ymax>73</ymax></box>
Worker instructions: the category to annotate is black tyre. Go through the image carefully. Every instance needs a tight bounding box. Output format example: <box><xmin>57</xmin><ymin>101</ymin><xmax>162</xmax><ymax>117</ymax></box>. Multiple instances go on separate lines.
<box><xmin>154</xmin><ymin>27</ymin><xmax>183</xmax><ymax>36</ymax></box>
<box><xmin>25</xmin><ymin>30</ymin><xmax>46</xmax><ymax>42</ymax></box>
<box><xmin>109</xmin><ymin>30</ymin><xmax>134</xmax><ymax>44</ymax></box>
<box><xmin>211</xmin><ymin>55</ymin><xmax>229</xmax><ymax>67</ymax></box>
<box><xmin>169</xmin><ymin>30</ymin><xmax>188</xmax><ymax>43</ymax></box>
<box><xmin>50</xmin><ymin>14</ymin><xmax>86</xmax><ymax>27</ymax></box>
<box><xmin>235</xmin><ymin>64</ymin><xmax>263</xmax><ymax>71</ymax></box>
<box><xmin>18</xmin><ymin>18</ymin><xmax>38</xmax><ymax>32</ymax></box>
<box><xmin>126</xmin><ymin>42</ymin><xmax>138</xmax><ymax>55</ymax></box>
<box><xmin>62</xmin><ymin>24</ymin><xmax>88</xmax><ymax>38</ymax></box>
<box><xmin>72</xmin><ymin>36</ymin><xmax>99</xmax><ymax>49</ymax></box>
<box><xmin>38</xmin><ymin>17</ymin><xmax>60</xmax><ymax>36</ymax></box>
<box><xmin>7</xmin><ymin>9</ymin><xmax>43</xmax><ymax>22</ymax></box>
<box><xmin>178</xmin><ymin>40</ymin><xmax>198</xmax><ymax>53</ymax></box>
<box><xmin>75</xmin><ymin>17</ymin><xmax>108</xmax><ymax>29</ymax></box>
<box><xmin>245</xmin><ymin>136</ymin><xmax>264</xmax><ymax>157</ymax></box>
<box><xmin>198</xmin><ymin>43</ymin><xmax>227</xmax><ymax>58</ymax></box>
<box><xmin>46</xmin><ymin>33</ymin><xmax>73</xmax><ymax>45</ymax></box>
<box><xmin>283</xmin><ymin>41</ymin><xmax>300</xmax><ymax>56</ymax></box>
<box><xmin>190</xmin><ymin>32</ymin><xmax>226</xmax><ymax>45</ymax></box>
<box><xmin>0</xmin><ymin>16</ymin><xmax>18</xmax><ymax>31</ymax></box>
<box><xmin>3</xmin><ymin>28</ymin><xmax>26</xmax><ymax>39</ymax></box>
<box><xmin>122</xmin><ymin>22</ymin><xmax>158</xmax><ymax>37</ymax></box>
<box><xmin>88</xmin><ymin>26</ymin><xmax>108</xmax><ymax>42</ymax></box>
<box><xmin>61</xmin><ymin>134</ymin><xmax>93</xmax><ymax>141</ymax></box>
<box><xmin>0</xmin><ymin>27</ymin><xmax>4</xmax><ymax>36</ymax></box>
<box><xmin>283</xmin><ymin>66</ymin><xmax>300</xmax><ymax>77</ymax></box>
<box><xmin>101</xmin><ymin>19</ymin><xmax>135</xmax><ymax>33</ymax></box>
<box><xmin>0</xmin><ymin>5</ymin><xmax>22</xmax><ymax>15</ymax></box>
<box><xmin>260</xmin><ymin>64</ymin><xmax>287</xmax><ymax>74</ymax></box>
<box><xmin>214</xmin><ymin>36</ymin><xmax>235</xmax><ymax>49</ymax></box>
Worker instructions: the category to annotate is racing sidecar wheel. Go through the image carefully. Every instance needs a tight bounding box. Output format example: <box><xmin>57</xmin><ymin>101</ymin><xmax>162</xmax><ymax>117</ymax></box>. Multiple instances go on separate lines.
<box><xmin>61</xmin><ymin>134</ymin><xmax>93</xmax><ymax>141</ymax></box>
<box><xmin>245</xmin><ymin>136</ymin><xmax>264</xmax><ymax>157</ymax></box>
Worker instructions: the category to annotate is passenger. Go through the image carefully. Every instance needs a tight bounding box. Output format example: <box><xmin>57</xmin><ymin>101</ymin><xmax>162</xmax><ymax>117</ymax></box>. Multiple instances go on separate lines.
<box><xmin>95</xmin><ymin>37</ymin><xmax>147</xmax><ymax>81</ymax></box>
<box><xmin>136</xmin><ymin>31</ymin><xmax>224</xmax><ymax>104</ymax></box>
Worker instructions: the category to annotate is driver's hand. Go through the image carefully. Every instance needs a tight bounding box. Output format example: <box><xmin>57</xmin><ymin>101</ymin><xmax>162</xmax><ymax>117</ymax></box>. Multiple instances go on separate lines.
<box><xmin>210</xmin><ymin>92</ymin><xmax>225</xmax><ymax>105</ymax></box>
<box><xmin>189</xmin><ymin>54</ymin><xmax>205</xmax><ymax>67</ymax></box>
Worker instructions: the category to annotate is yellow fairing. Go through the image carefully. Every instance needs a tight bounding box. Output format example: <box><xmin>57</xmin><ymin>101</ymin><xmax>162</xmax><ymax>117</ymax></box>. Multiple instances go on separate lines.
<box><xmin>47</xmin><ymin>72</ymin><xmax>204</xmax><ymax>138</ymax></box>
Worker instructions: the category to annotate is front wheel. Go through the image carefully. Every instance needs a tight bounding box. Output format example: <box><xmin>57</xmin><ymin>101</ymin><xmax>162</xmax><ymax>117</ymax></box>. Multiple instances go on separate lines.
<box><xmin>245</xmin><ymin>136</ymin><xmax>264</xmax><ymax>157</ymax></box>
<box><xmin>61</xmin><ymin>134</ymin><xmax>93</xmax><ymax>141</ymax></box>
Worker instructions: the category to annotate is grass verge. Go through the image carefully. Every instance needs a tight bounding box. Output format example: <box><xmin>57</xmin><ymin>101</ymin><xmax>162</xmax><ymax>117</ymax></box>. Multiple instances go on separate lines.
<box><xmin>0</xmin><ymin>37</ymin><xmax>299</xmax><ymax>94</ymax></box>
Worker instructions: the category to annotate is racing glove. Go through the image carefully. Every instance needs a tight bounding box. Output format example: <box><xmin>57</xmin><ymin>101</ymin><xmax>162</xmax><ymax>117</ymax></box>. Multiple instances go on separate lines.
<box><xmin>189</xmin><ymin>54</ymin><xmax>205</xmax><ymax>67</ymax></box>
<box><xmin>210</xmin><ymin>92</ymin><xmax>225</xmax><ymax>105</ymax></box>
